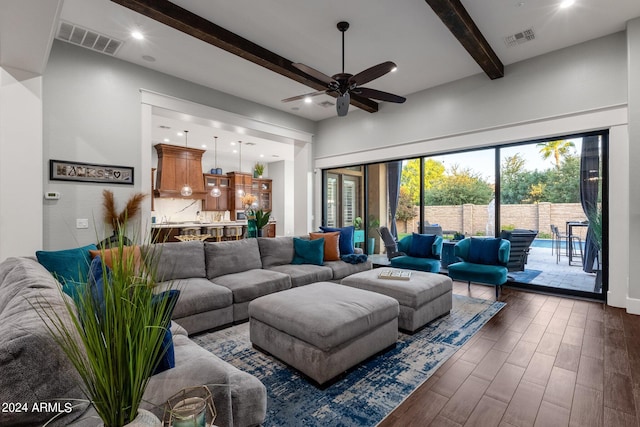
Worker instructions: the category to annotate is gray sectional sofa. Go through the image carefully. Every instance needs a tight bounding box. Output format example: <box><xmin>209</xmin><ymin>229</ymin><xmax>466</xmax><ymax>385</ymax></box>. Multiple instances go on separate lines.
<box><xmin>0</xmin><ymin>256</ymin><xmax>264</xmax><ymax>427</ymax></box>
<box><xmin>149</xmin><ymin>236</ymin><xmax>373</xmax><ymax>333</ymax></box>
<box><xmin>0</xmin><ymin>236</ymin><xmax>371</xmax><ymax>427</ymax></box>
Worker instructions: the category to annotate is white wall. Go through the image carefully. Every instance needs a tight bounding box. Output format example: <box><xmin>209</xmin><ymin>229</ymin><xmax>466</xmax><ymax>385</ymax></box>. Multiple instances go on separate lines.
<box><xmin>627</xmin><ymin>18</ymin><xmax>640</xmax><ymax>310</ymax></box>
<box><xmin>42</xmin><ymin>41</ymin><xmax>315</xmax><ymax>250</ymax></box>
<box><xmin>314</xmin><ymin>31</ymin><xmax>636</xmax><ymax>312</ymax></box>
<box><xmin>0</xmin><ymin>67</ymin><xmax>44</xmax><ymax>259</ymax></box>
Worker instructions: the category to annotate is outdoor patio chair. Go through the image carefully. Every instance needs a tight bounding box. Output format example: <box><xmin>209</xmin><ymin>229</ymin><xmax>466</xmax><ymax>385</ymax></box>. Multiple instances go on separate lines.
<box><xmin>378</xmin><ymin>226</ymin><xmax>405</xmax><ymax>260</ymax></box>
<box><xmin>499</xmin><ymin>229</ymin><xmax>538</xmax><ymax>272</ymax></box>
<box><xmin>552</xmin><ymin>225</ymin><xmax>582</xmax><ymax>265</ymax></box>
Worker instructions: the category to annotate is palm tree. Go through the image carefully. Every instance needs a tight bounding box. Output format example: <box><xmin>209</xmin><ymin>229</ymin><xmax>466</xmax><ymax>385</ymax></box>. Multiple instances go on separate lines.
<box><xmin>537</xmin><ymin>139</ymin><xmax>575</xmax><ymax>168</ymax></box>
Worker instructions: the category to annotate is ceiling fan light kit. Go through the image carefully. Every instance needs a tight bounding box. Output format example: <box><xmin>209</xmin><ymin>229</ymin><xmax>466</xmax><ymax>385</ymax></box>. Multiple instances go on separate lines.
<box><xmin>283</xmin><ymin>21</ymin><xmax>406</xmax><ymax>117</ymax></box>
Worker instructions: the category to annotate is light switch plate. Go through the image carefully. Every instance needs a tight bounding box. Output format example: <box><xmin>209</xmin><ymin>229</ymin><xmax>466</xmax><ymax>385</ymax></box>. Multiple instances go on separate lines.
<box><xmin>76</xmin><ymin>218</ymin><xmax>89</xmax><ymax>229</ymax></box>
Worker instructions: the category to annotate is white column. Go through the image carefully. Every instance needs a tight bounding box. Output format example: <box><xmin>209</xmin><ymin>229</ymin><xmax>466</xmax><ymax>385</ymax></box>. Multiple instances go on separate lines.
<box><xmin>0</xmin><ymin>67</ymin><xmax>43</xmax><ymax>260</ymax></box>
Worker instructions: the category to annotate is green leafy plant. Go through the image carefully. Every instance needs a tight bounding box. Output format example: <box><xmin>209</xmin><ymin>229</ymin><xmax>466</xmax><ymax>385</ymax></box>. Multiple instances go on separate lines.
<box><xmin>254</xmin><ymin>163</ymin><xmax>265</xmax><ymax>177</ymax></box>
<box><xmin>255</xmin><ymin>209</ymin><xmax>271</xmax><ymax>229</ymax></box>
<box><xmin>353</xmin><ymin>216</ymin><xmax>363</xmax><ymax>230</ymax></box>
<box><xmin>588</xmin><ymin>208</ymin><xmax>603</xmax><ymax>250</ymax></box>
<box><xmin>35</xmin><ymin>228</ymin><xmax>174</xmax><ymax>427</ymax></box>
<box><xmin>368</xmin><ymin>215</ymin><xmax>380</xmax><ymax>231</ymax></box>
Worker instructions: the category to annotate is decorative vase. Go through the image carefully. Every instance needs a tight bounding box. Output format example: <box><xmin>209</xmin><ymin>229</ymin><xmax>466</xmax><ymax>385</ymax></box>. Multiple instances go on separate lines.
<box><xmin>247</xmin><ymin>219</ymin><xmax>257</xmax><ymax>238</ymax></box>
<box><xmin>367</xmin><ymin>237</ymin><xmax>376</xmax><ymax>255</ymax></box>
<box><xmin>257</xmin><ymin>228</ymin><xmax>264</xmax><ymax>237</ymax></box>
<box><xmin>122</xmin><ymin>409</ymin><xmax>162</xmax><ymax>427</ymax></box>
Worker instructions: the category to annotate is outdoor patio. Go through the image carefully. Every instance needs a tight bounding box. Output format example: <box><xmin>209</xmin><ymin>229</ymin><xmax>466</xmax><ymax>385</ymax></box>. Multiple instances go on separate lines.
<box><xmin>511</xmin><ymin>243</ymin><xmax>599</xmax><ymax>293</ymax></box>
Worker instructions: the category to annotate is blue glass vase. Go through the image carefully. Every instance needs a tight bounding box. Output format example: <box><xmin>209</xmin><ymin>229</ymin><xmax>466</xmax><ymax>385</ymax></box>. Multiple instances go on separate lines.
<box><xmin>247</xmin><ymin>219</ymin><xmax>258</xmax><ymax>238</ymax></box>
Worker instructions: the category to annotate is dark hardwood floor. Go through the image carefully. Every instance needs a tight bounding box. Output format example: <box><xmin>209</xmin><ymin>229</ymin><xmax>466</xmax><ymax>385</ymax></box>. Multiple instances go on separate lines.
<box><xmin>379</xmin><ymin>281</ymin><xmax>640</xmax><ymax>427</ymax></box>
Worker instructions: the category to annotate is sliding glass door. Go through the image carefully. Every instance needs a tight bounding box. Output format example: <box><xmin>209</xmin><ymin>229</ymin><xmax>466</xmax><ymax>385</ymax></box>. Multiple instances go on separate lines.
<box><xmin>321</xmin><ymin>131</ymin><xmax>607</xmax><ymax>300</ymax></box>
<box><xmin>498</xmin><ymin>133</ymin><xmax>605</xmax><ymax>297</ymax></box>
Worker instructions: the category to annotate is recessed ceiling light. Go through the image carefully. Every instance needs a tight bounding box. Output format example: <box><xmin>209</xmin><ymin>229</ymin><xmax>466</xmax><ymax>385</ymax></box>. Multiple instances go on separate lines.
<box><xmin>230</xmin><ymin>141</ymin><xmax>236</xmax><ymax>146</ymax></box>
<box><xmin>260</xmin><ymin>154</ymin><xmax>265</xmax><ymax>158</ymax></box>
<box><xmin>131</xmin><ymin>30</ymin><xmax>144</xmax><ymax>40</ymax></box>
<box><xmin>232</xmin><ymin>149</ymin><xmax>238</xmax><ymax>153</ymax></box>
<box><xmin>177</xmin><ymin>132</ymin><xmax>184</xmax><ymax>137</ymax></box>
<box><xmin>201</xmin><ymin>144</ymin><xmax>207</xmax><ymax>148</ymax></box>
<box><xmin>559</xmin><ymin>0</ymin><xmax>575</xmax><ymax>8</ymax></box>
<box><xmin>163</xmin><ymin>138</ymin><xmax>170</xmax><ymax>142</ymax></box>
<box><xmin>304</xmin><ymin>97</ymin><xmax>312</xmax><ymax>104</ymax></box>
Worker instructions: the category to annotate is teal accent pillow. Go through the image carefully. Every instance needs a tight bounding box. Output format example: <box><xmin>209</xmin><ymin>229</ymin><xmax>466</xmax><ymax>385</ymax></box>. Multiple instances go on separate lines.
<box><xmin>408</xmin><ymin>233</ymin><xmax>436</xmax><ymax>258</ymax></box>
<box><xmin>319</xmin><ymin>225</ymin><xmax>355</xmax><ymax>255</ymax></box>
<box><xmin>468</xmin><ymin>238</ymin><xmax>501</xmax><ymax>265</ymax></box>
<box><xmin>291</xmin><ymin>237</ymin><xmax>325</xmax><ymax>266</ymax></box>
<box><xmin>36</xmin><ymin>243</ymin><xmax>98</xmax><ymax>299</ymax></box>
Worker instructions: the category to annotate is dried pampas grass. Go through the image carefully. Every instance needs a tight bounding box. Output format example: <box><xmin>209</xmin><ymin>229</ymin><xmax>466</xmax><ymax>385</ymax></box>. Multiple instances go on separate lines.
<box><xmin>103</xmin><ymin>190</ymin><xmax>147</xmax><ymax>231</ymax></box>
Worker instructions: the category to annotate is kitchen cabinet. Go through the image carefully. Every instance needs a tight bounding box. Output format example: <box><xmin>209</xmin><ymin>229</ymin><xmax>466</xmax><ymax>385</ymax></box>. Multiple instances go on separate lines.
<box><xmin>252</xmin><ymin>178</ymin><xmax>272</xmax><ymax>211</ymax></box>
<box><xmin>227</xmin><ymin>172</ymin><xmax>253</xmax><ymax>212</ymax></box>
<box><xmin>154</xmin><ymin>144</ymin><xmax>206</xmax><ymax>198</ymax></box>
<box><xmin>203</xmin><ymin>174</ymin><xmax>229</xmax><ymax>211</ymax></box>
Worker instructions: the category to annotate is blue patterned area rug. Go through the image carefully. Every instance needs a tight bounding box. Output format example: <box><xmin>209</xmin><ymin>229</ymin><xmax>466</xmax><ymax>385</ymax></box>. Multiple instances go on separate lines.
<box><xmin>193</xmin><ymin>294</ymin><xmax>505</xmax><ymax>427</ymax></box>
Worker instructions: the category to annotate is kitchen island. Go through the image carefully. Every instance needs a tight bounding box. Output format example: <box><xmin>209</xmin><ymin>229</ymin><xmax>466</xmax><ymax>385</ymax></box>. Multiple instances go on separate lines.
<box><xmin>152</xmin><ymin>220</ymin><xmax>276</xmax><ymax>242</ymax></box>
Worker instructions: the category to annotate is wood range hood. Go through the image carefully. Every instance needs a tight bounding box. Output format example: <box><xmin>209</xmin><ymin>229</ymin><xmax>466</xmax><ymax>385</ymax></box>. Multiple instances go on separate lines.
<box><xmin>154</xmin><ymin>143</ymin><xmax>206</xmax><ymax>199</ymax></box>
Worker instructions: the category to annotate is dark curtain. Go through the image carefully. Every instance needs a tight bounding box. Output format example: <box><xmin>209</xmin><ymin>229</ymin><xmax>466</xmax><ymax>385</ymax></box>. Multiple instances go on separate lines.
<box><xmin>580</xmin><ymin>136</ymin><xmax>600</xmax><ymax>273</ymax></box>
<box><xmin>387</xmin><ymin>161</ymin><xmax>402</xmax><ymax>238</ymax></box>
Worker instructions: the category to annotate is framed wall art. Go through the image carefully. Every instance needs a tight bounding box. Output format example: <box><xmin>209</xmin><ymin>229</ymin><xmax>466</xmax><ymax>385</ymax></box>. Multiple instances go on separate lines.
<box><xmin>49</xmin><ymin>159</ymin><xmax>134</xmax><ymax>185</ymax></box>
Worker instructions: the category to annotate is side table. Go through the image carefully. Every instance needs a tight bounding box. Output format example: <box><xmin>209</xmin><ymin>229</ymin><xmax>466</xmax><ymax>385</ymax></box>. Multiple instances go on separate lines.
<box><xmin>440</xmin><ymin>240</ymin><xmax>459</xmax><ymax>269</ymax></box>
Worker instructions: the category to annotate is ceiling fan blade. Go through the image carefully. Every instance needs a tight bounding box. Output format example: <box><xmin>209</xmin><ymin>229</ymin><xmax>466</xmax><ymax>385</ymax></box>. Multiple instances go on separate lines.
<box><xmin>349</xmin><ymin>61</ymin><xmax>397</xmax><ymax>86</ymax></box>
<box><xmin>292</xmin><ymin>63</ymin><xmax>336</xmax><ymax>86</ymax></box>
<box><xmin>281</xmin><ymin>91</ymin><xmax>326</xmax><ymax>103</ymax></box>
<box><xmin>355</xmin><ymin>87</ymin><xmax>406</xmax><ymax>103</ymax></box>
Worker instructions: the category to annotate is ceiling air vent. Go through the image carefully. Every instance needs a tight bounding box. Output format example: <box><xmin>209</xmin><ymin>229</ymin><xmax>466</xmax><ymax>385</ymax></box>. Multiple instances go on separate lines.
<box><xmin>56</xmin><ymin>21</ymin><xmax>123</xmax><ymax>56</ymax></box>
<box><xmin>504</xmin><ymin>28</ymin><xmax>535</xmax><ymax>48</ymax></box>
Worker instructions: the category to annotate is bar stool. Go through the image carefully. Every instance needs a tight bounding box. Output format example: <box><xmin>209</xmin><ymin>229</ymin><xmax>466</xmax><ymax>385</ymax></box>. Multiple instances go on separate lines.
<box><xmin>204</xmin><ymin>226</ymin><xmax>224</xmax><ymax>242</ymax></box>
<box><xmin>224</xmin><ymin>225</ymin><xmax>243</xmax><ymax>240</ymax></box>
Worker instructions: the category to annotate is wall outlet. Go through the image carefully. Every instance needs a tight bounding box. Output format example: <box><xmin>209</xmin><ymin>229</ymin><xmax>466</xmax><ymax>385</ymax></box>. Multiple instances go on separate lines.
<box><xmin>76</xmin><ymin>218</ymin><xmax>89</xmax><ymax>229</ymax></box>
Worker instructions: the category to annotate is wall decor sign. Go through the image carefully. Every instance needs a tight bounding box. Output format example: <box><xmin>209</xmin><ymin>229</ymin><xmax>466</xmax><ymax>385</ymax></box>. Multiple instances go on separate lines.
<box><xmin>50</xmin><ymin>159</ymin><xmax>134</xmax><ymax>185</ymax></box>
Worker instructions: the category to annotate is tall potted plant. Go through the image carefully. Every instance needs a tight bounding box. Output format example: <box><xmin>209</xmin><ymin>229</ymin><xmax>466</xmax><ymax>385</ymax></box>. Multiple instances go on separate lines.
<box><xmin>367</xmin><ymin>215</ymin><xmax>380</xmax><ymax>255</ymax></box>
<box><xmin>254</xmin><ymin>209</ymin><xmax>271</xmax><ymax>237</ymax></box>
<box><xmin>36</xmin><ymin>227</ymin><xmax>175</xmax><ymax>427</ymax></box>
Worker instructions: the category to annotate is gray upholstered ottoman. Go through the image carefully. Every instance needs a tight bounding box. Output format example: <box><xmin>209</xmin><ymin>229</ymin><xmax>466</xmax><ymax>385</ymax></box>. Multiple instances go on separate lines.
<box><xmin>341</xmin><ymin>268</ymin><xmax>453</xmax><ymax>332</ymax></box>
<box><xmin>248</xmin><ymin>281</ymin><xmax>399</xmax><ymax>386</ymax></box>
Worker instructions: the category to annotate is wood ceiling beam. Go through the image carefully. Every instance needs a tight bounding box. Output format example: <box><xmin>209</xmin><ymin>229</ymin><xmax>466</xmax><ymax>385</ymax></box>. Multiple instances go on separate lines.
<box><xmin>111</xmin><ymin>0</ymin><xmax>379</xmax><ymax>113</ymax></box>
<box><xmin>425</xmin><ymin>0</ymin><xmax>504</xmax><ymax>79</ymax></box>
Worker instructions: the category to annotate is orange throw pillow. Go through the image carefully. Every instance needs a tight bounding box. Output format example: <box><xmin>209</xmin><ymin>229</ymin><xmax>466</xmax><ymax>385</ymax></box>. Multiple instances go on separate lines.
<box><xmin>309</xmin><ymin>231</ymin><xmax>341</xmax><ymax>261</ymax></box>
<box><xmin>89</xmin><ymin>246</ymin><xmax>142</xmax><ymax>273</ymax></box>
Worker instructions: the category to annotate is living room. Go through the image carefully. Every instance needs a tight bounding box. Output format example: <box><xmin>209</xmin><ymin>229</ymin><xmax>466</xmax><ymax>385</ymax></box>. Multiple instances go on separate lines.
<box><xmin>1</xmin><ymin>0</ymin><xmax>640</xmax><ymax>426</ymax></box>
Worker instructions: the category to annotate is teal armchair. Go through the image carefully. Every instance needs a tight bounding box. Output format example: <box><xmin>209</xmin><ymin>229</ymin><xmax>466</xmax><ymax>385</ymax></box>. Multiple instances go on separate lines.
<box><xmin>447</xmin><ymin>237</ymin><xmax>511</xmax><ymax>298</ymax></box>
<box><xmin>390</xmin><ymin>233</ymin><xmax>443</xmax><ymax>273</ymax></box>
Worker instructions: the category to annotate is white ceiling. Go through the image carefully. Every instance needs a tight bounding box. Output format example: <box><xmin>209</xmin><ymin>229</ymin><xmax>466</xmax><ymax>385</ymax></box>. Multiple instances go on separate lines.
<box><xmin>54</xmin><ymin>0</ymin><xmax>640</xmax><ymax>121</ymax></box>
<box><xmin>2</xmin><ymin>0</ymin><xmax>639</xmax><ymax>163</ymax></box>
<box><xmin>151</xmin><ymin>113</ymin><xmax>296</xmax><ymax>165</ymax></box>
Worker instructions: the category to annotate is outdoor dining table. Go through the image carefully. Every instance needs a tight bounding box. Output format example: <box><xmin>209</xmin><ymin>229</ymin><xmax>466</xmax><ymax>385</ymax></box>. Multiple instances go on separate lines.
<box><xmin>565</xmin><ymin>221</ymin><xmax>588</xmax><ymax>265</ymax></box>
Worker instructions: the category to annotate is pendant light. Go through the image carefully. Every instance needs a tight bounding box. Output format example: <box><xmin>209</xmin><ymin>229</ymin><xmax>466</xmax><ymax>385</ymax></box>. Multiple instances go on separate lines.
<box><xmin>210</xmin><ymin>136</ymin><xmax>221</xmax><ymax>197</ymax></box>
<box><xmin>180</xmin><ymin>130</ymin><xmax>193</xmax><ymax>197</ymax></box>
<box><xmin>237</xmin><ymin>140</ymin><xmax>245</xmax><ymax>197</ymax></box>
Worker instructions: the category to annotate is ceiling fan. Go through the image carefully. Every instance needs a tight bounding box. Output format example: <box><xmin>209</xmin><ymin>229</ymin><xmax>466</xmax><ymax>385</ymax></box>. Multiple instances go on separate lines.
<box><xmin>282</xmin><ymin>21</ymin><xmax>406</xmax><ymax>117</ymax></box>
